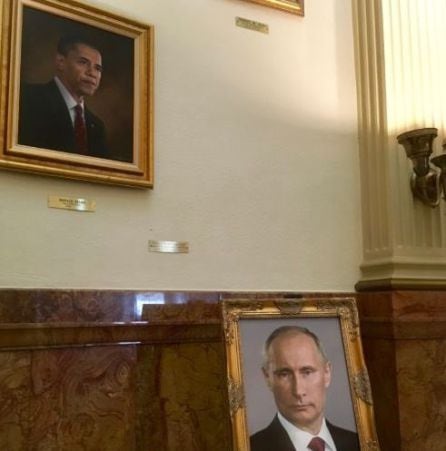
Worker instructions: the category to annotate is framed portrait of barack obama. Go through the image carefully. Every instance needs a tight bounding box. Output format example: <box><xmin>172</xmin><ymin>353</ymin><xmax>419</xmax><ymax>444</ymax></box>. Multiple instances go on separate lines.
<box><xmin>222</xmin><ymin>297</ymin><xmax>380</xmax><ymax>451</ymax></box>
<box><xmin>0</xmin><ymin>0</ymin><xmax>153</xmax><ymax>188</ymax></box>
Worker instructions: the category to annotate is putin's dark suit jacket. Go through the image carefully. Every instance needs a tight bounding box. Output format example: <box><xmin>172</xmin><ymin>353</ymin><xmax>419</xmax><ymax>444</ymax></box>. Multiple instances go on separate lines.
<box><xmin>18</xmin><ymin>80</ymin><xmax>108</xmax><ymax>158</ymax></box>
<box><xmin>250</xmin><ymin>415</ymin><xmax>360</xmax><ymax>451</ymax></box>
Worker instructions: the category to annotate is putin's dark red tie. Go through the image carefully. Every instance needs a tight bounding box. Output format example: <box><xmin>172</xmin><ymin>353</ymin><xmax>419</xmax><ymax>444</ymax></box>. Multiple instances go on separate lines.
<box><xmin>308</xmin><ymin>436</ymin><xmax>325</xmax><ymax>451</ymax></box>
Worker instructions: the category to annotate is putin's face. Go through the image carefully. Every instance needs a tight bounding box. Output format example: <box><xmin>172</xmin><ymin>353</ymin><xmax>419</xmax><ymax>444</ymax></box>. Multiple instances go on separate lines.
<box><xmin>263</xmin><ymin>332</ymin><xmax>331</xmax><ymax>435</ymax></box>
<box><xmin>56</xmin><ymin>43</ymin><xmax>102</xmax><ymax>102</ymax></box>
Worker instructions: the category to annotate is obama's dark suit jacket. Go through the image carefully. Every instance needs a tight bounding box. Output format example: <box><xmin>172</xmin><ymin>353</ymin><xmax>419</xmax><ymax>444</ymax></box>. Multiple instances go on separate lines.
<box><xmin>18</xmin><ymin>80</ymin><xmax>108</xmax><ymax>158</ymax></box>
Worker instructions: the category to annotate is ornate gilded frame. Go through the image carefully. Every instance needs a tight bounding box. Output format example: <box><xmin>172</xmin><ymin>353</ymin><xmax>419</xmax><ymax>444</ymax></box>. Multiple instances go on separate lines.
<box><xmin>222</xmin><ymin>297</ymin><xmax>380</xmax><ymax>450</ymax></box>
<box><xmin>240</xmin><ymin>0</ymin><xmax>304</xmax><ymax>16</ymax></box>
<box><xmin>0</xmin><ymin>0</ymin><xmax>153</xmax><ymax>188</ymax></box>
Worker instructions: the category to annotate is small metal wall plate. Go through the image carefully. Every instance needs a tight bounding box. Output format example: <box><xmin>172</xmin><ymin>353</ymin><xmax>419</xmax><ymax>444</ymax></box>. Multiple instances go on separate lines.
<box><xmin>235</xmin><ymin>17</ymin><xmax>269</xmax><ymax>34</ymax></box>
<box><xmin>48</xmin><ymin>196</ymin><xmax>96</xmax><ymax>212</ymax></box>
<box><xmin>148</xmin><ymin>240</ymin><xmax>189</xmax><ymax>253</ymax></box>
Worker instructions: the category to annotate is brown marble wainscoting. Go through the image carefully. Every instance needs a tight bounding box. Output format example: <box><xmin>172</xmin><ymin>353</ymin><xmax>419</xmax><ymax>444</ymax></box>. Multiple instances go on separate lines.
<box><xmin>0</xmin><ymin>290</ymin><xmax>229</xmax><ymax>451</ymax></box>
<box><xmin>0</xmin><ymin>289</ymin><xmax>408</xmax><ymax>451</ymax></box>
<box><xmin>357</xmin><ymin>291</ymin><xmax>446</xmax><ymax>451</ymax></box>
<box><xmin>0</xmin><ymin>290</ymin><xmax>361</xmax><ymax>451</ymax></box>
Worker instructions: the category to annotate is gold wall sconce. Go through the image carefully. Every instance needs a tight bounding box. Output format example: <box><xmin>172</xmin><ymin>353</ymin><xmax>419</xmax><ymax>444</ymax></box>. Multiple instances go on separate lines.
<box><xmin>397</xmin><ymin>127</ymin><xmax>446</xmax><ymax>207</ymax></box>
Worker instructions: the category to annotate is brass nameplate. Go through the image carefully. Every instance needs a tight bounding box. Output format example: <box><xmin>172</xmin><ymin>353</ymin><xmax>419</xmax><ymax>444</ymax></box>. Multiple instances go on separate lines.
<box><xmin>235</xmin><ymin>17</ymin><xmax>269</xmax><ymax>34</ymax></box>
<box><xmin>48</xmin><ymin>196</ymin><xmax>96</xmax><ymax>212</ymax></box>
<box><xmin>148</xmin><ymin>240</ymin><xmax>189</xmax><ymax>254</ymax></box>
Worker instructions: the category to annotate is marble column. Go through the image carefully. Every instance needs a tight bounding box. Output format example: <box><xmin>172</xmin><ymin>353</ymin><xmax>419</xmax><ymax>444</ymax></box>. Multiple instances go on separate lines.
<box><xmin>353</xmin><ymin>2</ymin><xmax>446</xmax><ymax>449</ymax></box>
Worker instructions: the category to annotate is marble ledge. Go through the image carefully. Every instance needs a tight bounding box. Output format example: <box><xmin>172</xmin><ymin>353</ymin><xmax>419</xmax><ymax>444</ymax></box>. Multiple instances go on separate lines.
<box><xmin>0</xmin><ymin>289</ymin><xmax>354</xmax><ymax>324</ymax></box>
<box><xmin>357</xmin><ymin>290</ymin><xmax>446</xmax><ymax>319</ymax></box>
<box><xmin>357</xmin><ymin>290</ymin><xmax>446</xmax><ymax>340</ymax></box>
<box><xmin>0</xmin><ymin>289</ymin><xmax>221</xmax><ymax>324</ymax></box>
<box><xmin>0</xmin><ymin>321</ymin><xmax>222</xmax><ymax>350</ymax></box>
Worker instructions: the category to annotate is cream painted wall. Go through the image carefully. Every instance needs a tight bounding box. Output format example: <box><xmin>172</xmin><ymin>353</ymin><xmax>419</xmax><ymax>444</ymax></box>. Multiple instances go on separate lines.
<box><xmin>0</xmin><ymin>0</ymin><xmax>361</xmax><ymax>290</ymax></box>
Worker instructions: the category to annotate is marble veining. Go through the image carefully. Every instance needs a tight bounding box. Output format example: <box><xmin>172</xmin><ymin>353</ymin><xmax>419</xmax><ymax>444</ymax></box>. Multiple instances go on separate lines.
<box><xmin>358</xmin><ymin>290</ymin><xmax>446</xmax><ymax>450</ymax></box>
<box><xmin>0</xmin><ymin>346</ymin><xmax>136</xmax><ymax>450</ymax></box>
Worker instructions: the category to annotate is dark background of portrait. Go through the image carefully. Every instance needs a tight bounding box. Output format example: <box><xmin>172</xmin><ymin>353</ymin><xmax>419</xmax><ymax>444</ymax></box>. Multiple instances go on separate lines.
<box><xmin>240</xmin><ymin>317</ymin><xmax>357</xmax><ymax>436</ymax></box>
<box><xmin>20</xmin><ymin>5</ymin><xmax>134</xmax><ymax>163</ymax></box>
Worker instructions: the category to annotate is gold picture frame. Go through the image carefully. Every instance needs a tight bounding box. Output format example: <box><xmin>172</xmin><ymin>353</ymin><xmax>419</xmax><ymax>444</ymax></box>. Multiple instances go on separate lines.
<box><xmin>222</xmin><ymin>297</ymin><xmax>380</xmax><ymax>450</ymax></box>
<box><xmin>241</xmin><ymin>0</ymin><xmax>304</xmax><ymax>16</ymax></box>
<box><xmin>0</xmin><ymin>0</ymin><xmax>153</xmax><ymax>188</ymax></box>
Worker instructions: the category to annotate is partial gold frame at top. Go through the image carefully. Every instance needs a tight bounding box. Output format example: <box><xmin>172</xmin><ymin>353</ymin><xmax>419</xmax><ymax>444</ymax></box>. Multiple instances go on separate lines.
<box><xmin>0</xmin><ymin>0</ymin><xmax>153</xmax><ymax>188</ymax></box>
<box><xmin>222</xmin><ymin>297</ymin><xmax>380</xmax><ymax>451</ymax></box>
<box><xmin>241</xmin><ymin>0</ymin><xmax>304</xmax><ymax>16</ymax></box>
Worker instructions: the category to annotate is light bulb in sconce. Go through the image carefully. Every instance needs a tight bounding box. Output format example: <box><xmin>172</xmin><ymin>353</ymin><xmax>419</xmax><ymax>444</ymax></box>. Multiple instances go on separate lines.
<box><xmin>396</xmin><ymin>127</ymin><xmax>444</xmax><ymax>207</ymax></box>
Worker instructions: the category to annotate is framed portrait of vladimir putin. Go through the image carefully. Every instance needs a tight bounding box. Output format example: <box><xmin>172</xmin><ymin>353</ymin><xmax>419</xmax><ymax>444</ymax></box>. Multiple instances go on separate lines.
<box><xmin>0</xmin><ymin>0</ymin><xmax>153</xmax><ymax>188</ymax></box>
<box><xmin>222</xmin><ymin>297</ymin><xmax>380</xmax><ymax>451</ymax></box>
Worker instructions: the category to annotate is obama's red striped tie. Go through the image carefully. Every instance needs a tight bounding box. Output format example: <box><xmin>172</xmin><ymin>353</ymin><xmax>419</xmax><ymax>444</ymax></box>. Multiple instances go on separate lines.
<box><xmin>74</xmin><ymin>104</ymin><xmax>87</xmax><ymax>154</ymax></box>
